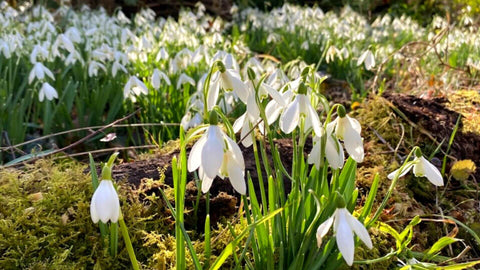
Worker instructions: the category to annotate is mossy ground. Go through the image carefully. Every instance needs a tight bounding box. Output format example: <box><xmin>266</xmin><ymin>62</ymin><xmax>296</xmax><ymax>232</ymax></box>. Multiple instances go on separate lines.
<box><xmin>353</xmin><ymin>93</ymin><xmax>480</xmax><ymax>264</ymax></box>
<box><xmin>0</xmin><ymin>159</ymin><xmax>246</xmax><ymax>269</ymax></box>
<box><xmin>1</xmin><ymin>92</ymin><xmax>479</xmax><ymax>269</ymax></box>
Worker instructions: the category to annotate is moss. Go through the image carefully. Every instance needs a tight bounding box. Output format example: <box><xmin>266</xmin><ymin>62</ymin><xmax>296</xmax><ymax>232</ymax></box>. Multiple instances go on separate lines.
<box><xmin>0</xmin><ymin>159</ymin><xmax>245</xmax><ymax>269</ymax></box>
<box><xmin>446</xmin><ymin>90</ymin><xmax>480</xmax><ymax>135</ymax></box>
<box><xmin>352</xmin><ymin>226</ymin><xmax>396</xmax><ymax>269</ymax></box>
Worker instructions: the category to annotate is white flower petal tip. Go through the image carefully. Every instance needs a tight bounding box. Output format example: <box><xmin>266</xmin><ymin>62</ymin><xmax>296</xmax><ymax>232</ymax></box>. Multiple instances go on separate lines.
<box><xmin>316</xmin><ymin>208</ymin><xmax>372</xmax><ymax>266</ymax></box>
<box><xmin>90</xmin><ymin>180</ymin><xmax>120</xmax><ymax>224</ymax></box>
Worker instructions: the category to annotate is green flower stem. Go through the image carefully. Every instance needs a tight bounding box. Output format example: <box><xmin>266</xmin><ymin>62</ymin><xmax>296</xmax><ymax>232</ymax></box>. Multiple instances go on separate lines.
<box><xmin>109</xmin><ymin>222</ymin><xmax>118</xmax><ymax>257</ymax></box>
<box><xmin>118</xmin><ymin>214</ymin><xmax>139</xmax><ymax>270</ymax></box>
<box><xmin>368</xmin><ymin>147</ymin><xmax>418</xmax><ymax>227</ymax></box>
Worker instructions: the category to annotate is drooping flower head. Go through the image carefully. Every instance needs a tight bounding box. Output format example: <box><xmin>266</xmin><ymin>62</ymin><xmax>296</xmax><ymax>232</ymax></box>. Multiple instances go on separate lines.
<box><xmin>187</xmin><ymin>111</ymin><xmax>246</xmax><ymax>194</ymax></box>
<box><xmin>327</xmin><ymin>105</ymin><xmax>364</xmax><ymax>163</ymax></box>
<box><xmin>388</xmin><ymin>148</ymin><xmax>443</xmax><ymax>186</ymax></box>
<box><xmin>316</xmin><ymin>193</ymin><xmax>372</xmax><ymax>266</ymax></box>
<box><xmin>279</xmin><ymin>81</ymin><xmax>323</xmax><ymax>136</ymax></box>
<box><xmin>90</xmin><ymin>164</ymin><xmax>120</xmax><ymax>224</ymax></box>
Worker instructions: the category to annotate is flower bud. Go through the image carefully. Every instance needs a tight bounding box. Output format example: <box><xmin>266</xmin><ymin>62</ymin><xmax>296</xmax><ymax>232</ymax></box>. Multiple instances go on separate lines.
<box><xmin>216</xmin><ymin>61</ymin><xmax>226</xmax><ymax>73</ymax></box>
<box><xmin>209</xmin><ymin>110</ymin><xmax>218</xmax><ymax>125</ymax></box>
<box><xmin>414</xmin><ymin>147</ymin><xmax>423</xmax><ymax>158</ymax></box>
<box><xmin>337</xmin><ymin>104</ymin><xmax>346</xmax><ymax>118</ymax></box>
<box><xmin>335</xmin><ymin>191</ymin><xmax>346</xmax><ymax>208</ymax></box>
<box><xmin>298</xmin><ymin>82</ymin><xmax>308</xmax><ymax>95</ymax></box>
<box><xmin>247</xmin><ymin>67</ymin><xmax>256</xmax><ymax>81</ymax></box>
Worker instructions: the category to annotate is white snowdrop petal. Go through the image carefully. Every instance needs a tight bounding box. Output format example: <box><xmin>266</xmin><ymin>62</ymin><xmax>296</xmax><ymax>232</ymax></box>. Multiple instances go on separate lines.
<box><xmin>343</xmin><ymin>127</ymin><xmax>364</xmax><ymax>163</ymax></box>
<box><xmin>316</xmin><ymin>216</ymin><xmax>334</xmax><ymax>247</ymax></box>
<box><xmin>207</xmin><ymin>77</ymin><xmax>220</xmax><ymax>110</ymax></box>
<box><xmin>187</xmin><ymin>134</ymin><xmax>207</xmax><ymax>172</ymax></box>
<box><xmin>201</xmin><ymin>174</ymin><xmax>215</xmax><ymax>193</ymax></box>
<box><xmin>307</xmin><ymin>138</ymin><xmax>321</xmax><ymax>169</ymax></box>
<box><xmin>90</xmin><ymin>193</ymin><xmax>99</xmax><ymax>223</ymax></box>
<box><xmin>335</xmin><ymin>210</ymin><xmax>355</xmax><ymax>266</ymax></box>
<box><xmin>345</xmin><ymin>210</ymin><xmax>373</xmax><ymax>249</ymax></box>
<box><xmin>306</xmin><ymin>100</ymin><xmax>324</xmax><ymax>136</ymax></box>
<box><xmin>420</xmin><ymin>156</ymin><xmax>444</xmax><ymax>186</ymax></box>
<box><xmin>347</xmin><ymin>116</ymin><xmax>362</xmax><ymax>134</ymax></box>
<box><xmin>263</xmin><ymin>83</ymin><xmax>286</xmax><ymax>107</ymax></box>
<box><xmin>265</xmin><ymin>100</ymin><xmax>282</xmax><ymax>125</ymax></box>
<box><xmin>201</xmin><ymin>126</ymin><xmax>224</xmax><ymax>179</ymax></box>
<box><xmin>325</xmin><ymin>135</ymin><xmax>344</xmax><ymax>169</ymax></box>
<box><xmin>227</xmin><ymin>161</ymin><xmax>246</xmax><ymax>195</ymax></box>
<box><xmin>233</xmin><ymin>113</ymin><xmax>246</xmax><ymax>133</ymax></box>
<box><xmin>225</xmin><ymin>135</ymin><xmax>245</xmax><ymax>167</ymax></box>
<box><xmin>280</xmin><ymin>97</ymin><xmax>300</xmax><ymax>134</ymax></box>
<box><xmin>107</xmin><ymin>181</ymin><xmax>120</xmax><ymax>222</ymax></box>
<box><xmin>387</xmin><ymin>163</ymin><xmax>414</xmax><ymax>180</ymax></box>
<box><xmin>357</xmin><ymin>50</ymin><xmax>368</xmax><ymax>67</ymax></box>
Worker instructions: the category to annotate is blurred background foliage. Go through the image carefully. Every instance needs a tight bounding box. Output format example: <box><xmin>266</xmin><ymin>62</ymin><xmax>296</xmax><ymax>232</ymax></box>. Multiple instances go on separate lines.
<box><xmin>7</xmin><ymin>0</ymin><xmax>480</xmax><ymax>24</ymax></box>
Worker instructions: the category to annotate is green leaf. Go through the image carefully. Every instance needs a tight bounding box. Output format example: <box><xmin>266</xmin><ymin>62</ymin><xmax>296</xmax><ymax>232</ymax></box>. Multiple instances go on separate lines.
<box><xmin>4</xmin><ymin>149</ymin><xmax>56</xmax><ymax>166</ymax></box>
<box><xmin>359</xmin><ymin>173</ymin><xmax>379</xmax><ymax>223</ymax></box>
<box><xmin>425</xmin><ymin>237</ymin><xmax>459</xmax><ymax>260</ymax></box>
<box><xmin>439</xmin><ymin>260</ymin><xmax>480</xmax><ymax>269</ymax></box>
<box><xmin>209</xmin><ymin>208</ymin><xmax>283</xmax><ymax>270</ymax></box>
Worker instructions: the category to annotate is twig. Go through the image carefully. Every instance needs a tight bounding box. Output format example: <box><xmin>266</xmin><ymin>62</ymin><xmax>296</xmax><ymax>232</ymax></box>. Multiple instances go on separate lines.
<box><xmin>0</xmin><ymin>122</ymin><xmax>179</xmax><ymax>152</ymax></box>
<box><xmin>2</xmin><ymin>109</ymin><xmax>141</xmax><ymax>168</ymax></box>
<box><xmin>2</xmin><ymin>131</ymin><xmax>21</xmax><ymax>158</ymax></box>
<box><xmin>238</xmin><ymin>118</ymin><xmax>264</xmax><ymax>144</ymax></box>
<box><xmin>52</xmin><ymin>145</ymin><xmax>157</xmax><ymax>160</ymax></box>
<box><xmin>367</xmin><ymin>124</ymin><xmax>402</xmax><ymax>161</ymax></box>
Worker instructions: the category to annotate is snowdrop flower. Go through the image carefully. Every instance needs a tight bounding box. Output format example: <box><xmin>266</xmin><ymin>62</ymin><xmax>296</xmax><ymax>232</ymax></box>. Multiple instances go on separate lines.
<box><xmin>328</xmin><ymin>105</ymin><xmax>364</xmax><ymax>163</ymax></box>
<box><xmin>325</xmin><ymin>45</ymin><xmax>339</xmax><ymax>63</ymax></box>
<box><xmin>30</xmin><ymin>44</ymin><xmax>49</xmax><ymax>64</ymax></box>
<box><xmin>0</xmin><ymin>41</ymin><xmax>11</xmax><ymax>59</ymax></box>
<box><xmin>90</xmin><ymin>179</ymin><xmax>120</xmax><ymax>223</ymax></box>
<box><xmin>387</xmin><ymin>148</ymin><xmax>443</xmax><ymax>186</ymax></box>
<box><xmin>124</xmin><ymin>76</ymin><xmax>148</xmax><ymax>102</ymax></box>
<box><xmin>88</xmin><ymin>60</ymin><xmax>106</xmax><ymax>77</ymax></box>
<box><xmin>188</xmin><ymin>112</ymin><xmax>246</xmax><ymax>194</ymax></box>
<box><xmin>308</xmin><ymin>131</ymin><xmax>344</xmax><ymax>170</ymax></box>
<box><xmin>301</xmin><ymin>41</ymin><xmax>309</xmax><ymax>50</ymax></box>
<box><xmin>112</xmin><ymin>61</ymin><xmax>127</xmax><ymax>77</ymax></box>
<box><xmin>316</xmin><ymin>203</ymin><xmax>373</xmax><ymax>266</ymax></box>
<box><xmin>181</xmin><ymin>111</ymin><xmax>203</xmax><ymax>131</ymax></box>
<box><xmin>207</xmin><ymin>61</ymin><xmax>248</xmax><ymax>109</ymax></box>
<box><xmin>357</xmin><ymin>49</ymin><xmax>375</xmax><ymax>70</ymax></box>
<box><xmin>38</xmin><ymin>82</ymin><xmax>58</xmax><ymax>102</ymax></box>
<box><xmin>233</xmin><ymin>87</ymin><xmax>260</xmax><ymax>147</ymax></box>
<box><xmin>279</xmin><ymin>82</ymin><xmax>323</xmax><ymax>136</ymax></box>
<box><xmin>29</xmin><ymin>62</ymin><xmax>55</xmax><ymax>84</ymax></box>
<box><xmin>155</xmin><ymin>47</ymin><xmax>169</xmax><ymax>62</ymax></box>
<box><xmin>218</xmin><ymin>70</ymin><xmax>245</xmax><ymax>100</ymax></box>
<box><xmin>176</xmin><ymin>73</ymin><xmax>196</xmax><ymax>90</ymax></box>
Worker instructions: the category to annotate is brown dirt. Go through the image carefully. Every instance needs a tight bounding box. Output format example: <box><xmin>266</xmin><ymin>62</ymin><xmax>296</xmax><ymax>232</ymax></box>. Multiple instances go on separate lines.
<box><xmin>98</xmin><ymin>138</ymin><xmax>296</xmax><ymax>228</ymax></box>
<box><xmin>383</xmin><ymin>92</ymin><xmax>480</xmax><ymax>181</ymax></box>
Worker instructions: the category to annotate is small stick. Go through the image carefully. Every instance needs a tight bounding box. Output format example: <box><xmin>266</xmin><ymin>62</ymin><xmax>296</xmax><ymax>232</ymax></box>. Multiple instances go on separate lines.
<box><xmin>3</xmin><ymin>109</ymin><xmax>141</xmax><ymax>168</ymax></box>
